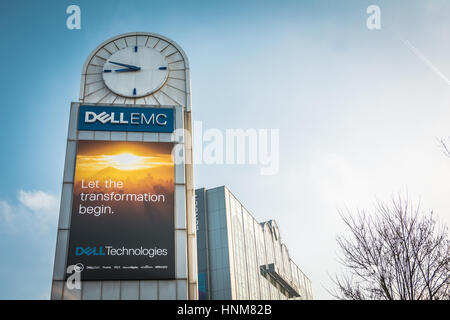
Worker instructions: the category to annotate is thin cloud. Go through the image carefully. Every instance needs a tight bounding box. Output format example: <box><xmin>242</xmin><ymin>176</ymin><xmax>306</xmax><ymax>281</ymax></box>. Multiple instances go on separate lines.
<box><xmin>0</xmin><ymin>190</ymin><xmax>59</xmax><ymax>234</ymax></box>
<box><xmin>18</xmin><ymin>190</ymin><xmax>59</xmax><ymax>212</ymax></box>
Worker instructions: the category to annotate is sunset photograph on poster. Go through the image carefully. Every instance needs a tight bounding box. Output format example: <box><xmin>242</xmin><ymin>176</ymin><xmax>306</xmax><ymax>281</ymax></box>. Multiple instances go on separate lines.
<box><xmin>67</xmin><ymin>141</ymin><xmax>175</xmax><ymax>280</ymax></box>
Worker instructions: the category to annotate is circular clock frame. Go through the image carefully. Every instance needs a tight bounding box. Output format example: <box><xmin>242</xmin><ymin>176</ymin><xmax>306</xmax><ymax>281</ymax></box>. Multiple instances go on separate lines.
<box><xmin>102</xmin><ymin>46</ymin><xmax>169</xmax><ymax>98</ymax></box>
<box><xmin>80</xmin><ymin>32</ymin><xmax>189</xmax><ymax>107</ymax></box>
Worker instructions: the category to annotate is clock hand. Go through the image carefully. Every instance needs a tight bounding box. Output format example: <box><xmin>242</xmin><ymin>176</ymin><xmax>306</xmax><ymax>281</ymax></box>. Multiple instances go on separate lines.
<box><xmin>108</xmin><ymin>61</ymin><xmax>140</xmax><ymax>70</ymax></box>
<box><xmin>114</xmin><ymin>67</ymin><xmax>141</xmax><ymax>72</ymax></box>
<box><xmin>103</xmin><ymin>68</ymin><xmax>141</xmax><ymax>73</ymax></box>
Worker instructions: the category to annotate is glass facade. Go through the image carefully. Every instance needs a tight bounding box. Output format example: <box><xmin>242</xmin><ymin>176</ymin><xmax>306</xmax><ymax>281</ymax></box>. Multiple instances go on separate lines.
<box><xmin>196</xmin><ymin>186</ymin><xmax>313</xmax><ymax>300</ymax></box>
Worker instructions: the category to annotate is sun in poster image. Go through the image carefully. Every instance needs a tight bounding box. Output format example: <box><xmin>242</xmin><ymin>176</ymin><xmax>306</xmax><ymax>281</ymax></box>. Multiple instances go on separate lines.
<box><xmin>67</xmin><ymin>141</ymin><xmax>175</xmax><ymax>280</ymax></box>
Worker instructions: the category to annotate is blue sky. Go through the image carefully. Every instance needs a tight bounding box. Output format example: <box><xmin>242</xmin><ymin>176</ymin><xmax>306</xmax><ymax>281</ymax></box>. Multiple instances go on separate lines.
<box><xmin>0</xmin><ymin>0</ymin><xmax>449</xmax><ymax>299</ymax></box>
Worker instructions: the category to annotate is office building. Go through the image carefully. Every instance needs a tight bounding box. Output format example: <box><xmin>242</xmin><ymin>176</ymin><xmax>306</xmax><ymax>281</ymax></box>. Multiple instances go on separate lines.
<box><xmin>196</xmin><ymin>186</ymin><xmax>313</xmax><ymax>300</ymax></box>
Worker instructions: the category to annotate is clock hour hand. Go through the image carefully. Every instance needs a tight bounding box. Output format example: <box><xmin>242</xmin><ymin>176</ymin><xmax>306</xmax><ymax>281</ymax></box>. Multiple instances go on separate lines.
<box><xmin>114</xmin><ymin>68</ymin><xmax>141</xmax><ymax>72</ymax></box>
<box><xmin>103</xmin><ymin>67</ymin><xmax>141</xmax><ymax>73</ymax></box>
<box><xmin>108</xmin><ymin>61</ymin><xmax>141</xmax><ymax>70</ymax></box>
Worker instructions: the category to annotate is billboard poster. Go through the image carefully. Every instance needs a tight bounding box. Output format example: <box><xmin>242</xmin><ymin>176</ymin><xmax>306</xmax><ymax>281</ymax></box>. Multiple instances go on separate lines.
<box><xmin>66</xmin><ymin>140</ymin><xmax>175</xmax><ymax>280</ymax></box>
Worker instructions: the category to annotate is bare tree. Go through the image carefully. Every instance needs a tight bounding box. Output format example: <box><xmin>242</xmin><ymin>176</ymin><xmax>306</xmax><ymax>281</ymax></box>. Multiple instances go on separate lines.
<box><xmin>331</xmin><ymin>196</ymin><xmax>449</xmax><ymax>300</ymax></box>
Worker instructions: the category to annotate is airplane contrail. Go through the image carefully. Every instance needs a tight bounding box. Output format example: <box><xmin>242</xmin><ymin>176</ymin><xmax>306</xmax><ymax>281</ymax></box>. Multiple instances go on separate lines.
<box><xmin>395</xmin><ymin>32</ymin><xmax>450</xmax><ymax>86</ymax></box>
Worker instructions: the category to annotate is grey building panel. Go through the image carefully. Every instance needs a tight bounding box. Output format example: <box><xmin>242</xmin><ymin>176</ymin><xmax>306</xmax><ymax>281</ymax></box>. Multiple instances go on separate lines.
<box><xmin>159</xmin><ymin>133</ymin><xmax>172</xmax><ymax>142</ymax></box>
<box><xmin>78</xmin><ymin>130</ymin><xmax>94</xmax><ymax>140</ymax></box>
<box><xmin>62</xmin><ymin>141</ymin><xmax>77</xmax><ymax>183</ymax></box>
<box><xmin>175</xmin><ymin>159</ymin><xmax>186</xmax><ymax>184</ymax></box>
<box><xmin>140</xmin><ymin>281</ymin><xmax>158</xmax><ymax>300</ymax></box>
<box><xmin>158</xmin><ymin>280</ymin><xmax>176</xmax><ymax>300</ymax></box>
<box><xmin>68</xmin><ymin>103</ymin><xmax>79</xmax><ymax>141</ymax></box>
<box><xmin>175</xmin><ymin>105</ymin><xmax>184</xmax><ymax>135</ymax></box>
<box><xmin>120</xmin><ymin>281</ymin><xmax>140</xmax><ymax>300</ymax></box>
<box><xmin>176</xmin><ymin>279</ymin><xmax>188</xmax><ymax>300</ymax></box>
<box><xmin>110</xmin><ymin>131</ymin><xmax>127</xmax><ymax>141</ymax></box>
<box><xmin>143</xmin><ymin>132</ymin><xmax>158</xmax><ymax>142</ymax></box>
<box><xmin>51</xmin><ymin>281</ymin><xmax>64</xmax><ymax>300</ymax></box>
<box><xmin>127</xmin><ymin>132</ymin><xmax>143</xmax><ymax>141</ymax></box>
<box><xmin>82</xmin><ymin>281</ymin><xmax>101</xmax><ymax>300</ymax></box>
<box><xmin>58</xmin><ymin>183</ymin><xmax>73</xmax><ymax>229</ymax></box>
<box><xmin>101</xmin><ymin>281</ymin><xmax>121</xmax><ymax>300</ymax></box>
<box><xmin>175</xmin><ymin>229</ymin><xmax>188</xmax><ymax>278</ymax></box>
<box><xmin>175</xmin><ymin>185</ymin><xmax>186</xmax><ymax>229</ymax></box>
<box><xmin>63</xmin><ymin>285</ymin><xmax>82</xmax><ymax>300</ymax></box>
<box><xmin>94</xmin><ymin>131</ymin><xmax>111</xmax><ymax>140</ymax></box>
<box><xmin>53</xmin><ymin>229</ymin><xmax>69</xmax><ymax>280</ymax></box>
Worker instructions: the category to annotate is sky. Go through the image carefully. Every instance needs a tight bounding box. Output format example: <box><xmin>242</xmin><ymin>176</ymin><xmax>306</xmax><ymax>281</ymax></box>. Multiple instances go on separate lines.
<box><xmin>0</xmin><ymin>0</ymin><xmax>449</xmax><ymax>299</ymax></box>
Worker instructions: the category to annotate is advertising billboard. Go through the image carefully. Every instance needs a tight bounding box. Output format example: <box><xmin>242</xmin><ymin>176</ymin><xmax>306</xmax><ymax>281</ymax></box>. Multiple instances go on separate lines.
<box><xmin>66</xmin><ymin>140</ymin><xmax>175</xmax><ymax>280</ymax></box>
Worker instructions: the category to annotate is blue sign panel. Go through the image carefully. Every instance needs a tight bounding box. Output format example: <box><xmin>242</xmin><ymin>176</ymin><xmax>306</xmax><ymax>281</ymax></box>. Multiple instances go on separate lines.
<box><xmin>78</xmin><ymin>105</ymin><xmax>174</xmax><ymax>133</ymax></box>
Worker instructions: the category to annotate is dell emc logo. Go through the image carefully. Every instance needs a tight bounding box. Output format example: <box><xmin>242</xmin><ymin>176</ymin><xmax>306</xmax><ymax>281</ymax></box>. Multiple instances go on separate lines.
<box><xmin>85</xmin><ymin>111</ymin><xmax>168</xmax><ymax>126</ymax></box>
<box><xmin>76</xmin><ymin>246</ymin><xmax>105</xmax><ymax>256</ymax></box>
<box><xmin>78</xmin><ymin>106</ymin><xmax>174</xmax><ymax>133</ymax></box>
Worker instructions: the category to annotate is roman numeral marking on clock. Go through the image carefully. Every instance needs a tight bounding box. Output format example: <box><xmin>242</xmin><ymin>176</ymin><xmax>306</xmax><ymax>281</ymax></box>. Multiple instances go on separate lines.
<box><xmin>133</xmin><ymin>88</ymin><xmax>137</xmax><ymax>96</ymax></box>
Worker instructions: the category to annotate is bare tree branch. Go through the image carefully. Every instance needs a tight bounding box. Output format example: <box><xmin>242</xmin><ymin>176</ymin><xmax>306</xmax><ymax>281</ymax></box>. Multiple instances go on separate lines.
<box><xmin>439</xmin><ymin>138</ymin><xmax>450</xmax><ymax>158</ymax></box>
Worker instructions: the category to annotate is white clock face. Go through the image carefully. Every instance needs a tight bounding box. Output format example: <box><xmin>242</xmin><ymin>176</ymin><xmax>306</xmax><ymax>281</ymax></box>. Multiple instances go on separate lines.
<box><xmin>82</xmin><ymin>33</ymin><xmax>187</xmax><ymax>106</ymax></box>
<box><xmin>102</xmin><ymin>46</ymin><xmax>169</xmax><ymax>98</ymax></box>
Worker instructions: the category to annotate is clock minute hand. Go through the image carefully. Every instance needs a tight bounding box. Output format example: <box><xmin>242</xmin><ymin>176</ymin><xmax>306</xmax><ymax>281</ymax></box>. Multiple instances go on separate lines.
<box><xmin>109</xmin><ymin>61</ymin><xmax>140</xmax><ymax>70</ymax></box>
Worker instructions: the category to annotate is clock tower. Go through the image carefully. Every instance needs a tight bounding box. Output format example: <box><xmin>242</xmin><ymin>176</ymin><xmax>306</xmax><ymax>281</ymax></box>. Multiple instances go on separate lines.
<box><xmin>51</xmin><ymin>33</ymin><xmax>197</xmax><ymax>300</ymax></box>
